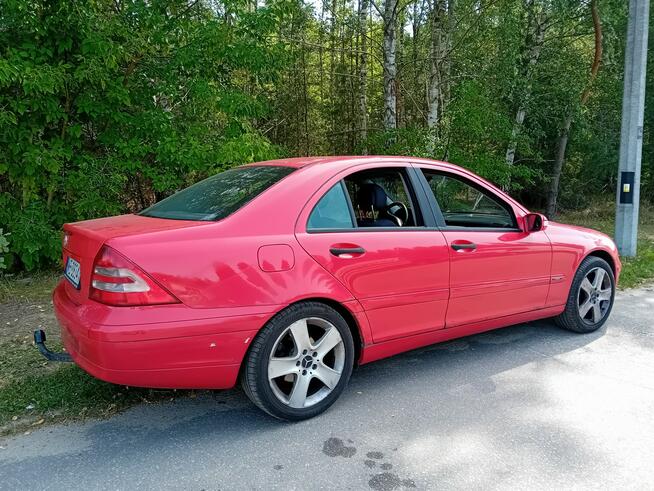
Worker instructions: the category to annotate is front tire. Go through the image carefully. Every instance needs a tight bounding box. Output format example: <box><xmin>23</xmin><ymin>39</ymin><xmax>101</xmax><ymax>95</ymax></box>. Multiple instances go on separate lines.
<box><xmin>555</xmin><ymin>256</ymin><xmax>615</xmax><ymax>333</ymax></box>
<box><xmin>241</xmin><ymin>302</ymin><xmax>355</xmax><ymax>421</ymax></box>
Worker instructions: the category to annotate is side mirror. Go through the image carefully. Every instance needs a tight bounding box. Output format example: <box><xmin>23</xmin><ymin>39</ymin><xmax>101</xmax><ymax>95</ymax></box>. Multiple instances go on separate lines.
<box><xmin>524</xmin><ymin>213</ymin><xmax>545</xmax><ymax>232</ymax></box>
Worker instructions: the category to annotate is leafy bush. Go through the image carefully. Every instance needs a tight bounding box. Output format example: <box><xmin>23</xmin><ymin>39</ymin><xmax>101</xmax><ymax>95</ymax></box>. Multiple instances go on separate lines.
<box><xmin>0</xmin><ymin>229</ymin><xmax>9</xmax><ymax>271</ymax></box>
<box><xmin>0</xmin><ymin>0</ymin><xmax>285</xmax><ymax>271</ymax></box>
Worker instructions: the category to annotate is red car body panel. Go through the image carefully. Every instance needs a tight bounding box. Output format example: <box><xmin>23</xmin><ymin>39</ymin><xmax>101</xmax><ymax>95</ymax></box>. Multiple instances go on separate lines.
<box><xmin>544</xmin><ymin>222</ymin><xmax>620</xmax><ymax>307</ymax></box>
<box><xmin>54</xmin><ymin>156</ymin><xmax>621</xmax><ymax>389</ymax></box>
<box><xmin>443</xmin><ymin>229</ymin><xmax>552</xmax><ymax>326</ymax></box>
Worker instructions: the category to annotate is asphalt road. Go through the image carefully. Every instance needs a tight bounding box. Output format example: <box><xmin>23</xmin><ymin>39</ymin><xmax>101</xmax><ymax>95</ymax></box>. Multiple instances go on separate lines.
<box><xmin>1</xmin><ymin>286</ymin><xmax>654</xmax><ymax>490</ymax></box>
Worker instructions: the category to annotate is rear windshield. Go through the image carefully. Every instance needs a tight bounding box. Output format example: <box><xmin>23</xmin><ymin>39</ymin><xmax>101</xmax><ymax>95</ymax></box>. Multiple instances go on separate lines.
<box><xmin>140</xmin><ymin>165</ymin><xmax>295</xmax><ymax>221</ymax></box>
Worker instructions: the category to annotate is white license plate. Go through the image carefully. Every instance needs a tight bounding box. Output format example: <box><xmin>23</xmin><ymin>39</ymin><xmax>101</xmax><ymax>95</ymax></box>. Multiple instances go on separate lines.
<box><xmin>64</xmin><ymin>257</ymin><xmax>81</xmax><ymax>289</ymax></box>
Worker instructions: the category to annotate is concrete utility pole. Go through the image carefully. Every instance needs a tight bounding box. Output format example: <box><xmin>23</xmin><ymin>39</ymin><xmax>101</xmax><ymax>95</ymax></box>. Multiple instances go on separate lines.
<box><xmin>615</xmin><ymin>0</ymin><xmax>650</xmax><ymax>257</ymax></box>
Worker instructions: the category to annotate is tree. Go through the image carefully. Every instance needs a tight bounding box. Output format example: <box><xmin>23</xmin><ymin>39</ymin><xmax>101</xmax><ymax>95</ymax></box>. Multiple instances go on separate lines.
<box><xmin>427</xmin><ymin>0</ymin><xmax>446</xmax><ymax>128</ymax></box>
<box><xmin>504</xmin><ymin>0</ymin><xmax>548</xmax><ymax>168</ymax></box>
<box><xmin>0</xmin><ymin>0</ymin><xmax>638</xmax><ymax>271</ymax></box>
<box><xmin>381</xmin><ymin>0</ymin><xmax>399</xmax><ymax>130</ymax></box>
<box><xmin>358</xmin><ymin>0</ymin><xmax>370</xmax><ymax>152</ymax></box>
<box><xmin>545</xmin><ymin>0</ymin><xmax>603</xmax><ymax>218</ymax></box>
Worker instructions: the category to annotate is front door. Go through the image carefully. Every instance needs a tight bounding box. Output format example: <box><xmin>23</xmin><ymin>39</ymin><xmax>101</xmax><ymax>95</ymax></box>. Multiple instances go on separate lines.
<box><xmin>417</xmin><ymin>167</ymin><xmax>552</xmax><ymax>327</ymax></box>
<box><xmin>295</xmin><ymin>165</ymin><xmax>450</xmax><ymax>343</ymax></box>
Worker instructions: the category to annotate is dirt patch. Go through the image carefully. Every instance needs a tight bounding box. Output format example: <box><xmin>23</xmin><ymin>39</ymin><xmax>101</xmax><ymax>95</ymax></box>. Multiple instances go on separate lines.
<box><xmin>0</xmin><ymin>299</ymin><xmax>59</xmax><ymax>344</ymax></box>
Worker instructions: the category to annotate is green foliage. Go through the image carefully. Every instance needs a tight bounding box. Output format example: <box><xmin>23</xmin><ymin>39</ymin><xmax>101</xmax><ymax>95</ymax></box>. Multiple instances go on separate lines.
<box><xmin>642</xmin><ymin>6</ymin><xmax>654</xmax><ymax>204</ymax></box>
<box><xmin>0</xmin><ymin>0</ymin><xmax>646</xmax><ymax>272</ymax></box>
<box><xmin>0</xmin><ymin>229</ymin><xmax>9</xmax><ymax>271</ymax></box>
<box><xmin>1</xmin><ymin>200</ymin><xmax>61</xmax><ymax>271</ymax></box>
<box><xmin>361</xmin><ymin>80</ymin><xmax>537</xmax><ymax>191</ymax></box>
<box><xmin>0</xmin><ymin>0</ymin><xmax>285</xmax><ymax>270</ymax></box>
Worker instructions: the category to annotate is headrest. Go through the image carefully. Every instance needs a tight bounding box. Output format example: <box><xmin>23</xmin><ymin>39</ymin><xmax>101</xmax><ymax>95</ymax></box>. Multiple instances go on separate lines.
<box><xmin>357</xmin><ymin>182</ymin><xmax>389</xmax><ymax>210</ymax></box>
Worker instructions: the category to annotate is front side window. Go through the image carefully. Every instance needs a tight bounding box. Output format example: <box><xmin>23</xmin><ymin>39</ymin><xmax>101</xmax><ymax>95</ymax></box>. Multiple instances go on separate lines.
<box><xmin>140</xmin><ymin>165</ymin><xmax>295</xmax><ymax>221</ymax></box>
<box><xmin>422</xmin><ymin>170</ymin><xmax>515</xmax><ymax>228</ymax></box>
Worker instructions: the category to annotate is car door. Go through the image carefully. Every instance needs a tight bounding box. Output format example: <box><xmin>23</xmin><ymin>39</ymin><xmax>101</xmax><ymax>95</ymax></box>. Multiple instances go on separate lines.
<box><xmin>416</xmin><ymin>166</ymin><xmax>552</xmax><ymax>327</ymax></box>
<box><xmin>295</xmin><ymin>164</ymin><xmax>450</xmax><ymax>344</ymax></box>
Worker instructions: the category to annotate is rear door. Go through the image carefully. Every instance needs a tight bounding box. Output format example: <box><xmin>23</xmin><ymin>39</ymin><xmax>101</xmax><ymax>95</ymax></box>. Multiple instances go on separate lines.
<box><xmin>416</xmin><ymin>166</ymin><xmax>552</xmax><ymax>327</ymax></box>
<box><xmin>295</xmin><ymin>163</ymin><xmax>450</xmax><ymax>343</ymax></box>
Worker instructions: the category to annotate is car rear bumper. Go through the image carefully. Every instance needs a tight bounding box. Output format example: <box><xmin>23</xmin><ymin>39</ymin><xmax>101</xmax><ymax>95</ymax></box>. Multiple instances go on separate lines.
<box><xmin>53</xmin><ymin>281</ymin><xmax>268</xmax><ymax>389</ymax></box>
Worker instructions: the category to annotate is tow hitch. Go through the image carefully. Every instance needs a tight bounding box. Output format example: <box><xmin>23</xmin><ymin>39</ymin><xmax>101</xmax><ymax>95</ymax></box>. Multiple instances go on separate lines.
<box><xmin>33</xmin><ymin>329</ymin><xmax>72</xmax><ymax>362</ymax></box>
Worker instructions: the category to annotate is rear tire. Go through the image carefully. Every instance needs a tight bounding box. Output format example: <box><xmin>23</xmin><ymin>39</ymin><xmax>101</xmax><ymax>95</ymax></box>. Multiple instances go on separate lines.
<box><xmin>241</xmin><ymin>302</ymin><xmax>355</xmax><ymax>421</ymax></box>
<box><xmin>555</xmin><ymin>256</ymin><xmax>615</xmax><ymax>333</ymax></box>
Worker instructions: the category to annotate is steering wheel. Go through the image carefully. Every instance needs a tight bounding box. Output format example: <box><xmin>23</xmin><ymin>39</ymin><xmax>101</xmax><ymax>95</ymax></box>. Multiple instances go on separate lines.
<box><xmin>385</xmin><ymin>201</ymin><xmax>409</xmax><ymax>227</ymax></box>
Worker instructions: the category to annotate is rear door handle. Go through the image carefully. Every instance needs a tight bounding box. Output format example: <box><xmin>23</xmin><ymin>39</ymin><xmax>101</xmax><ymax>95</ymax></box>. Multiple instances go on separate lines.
<box><xmin>451</xmin><ymin>242</ymin><xmax>477</xmax><ymax>251</ymax></box>
<box><xmin>330</xmin><ymin>247</ymin><xmax>365</xmax><ymax>257</ymax></box>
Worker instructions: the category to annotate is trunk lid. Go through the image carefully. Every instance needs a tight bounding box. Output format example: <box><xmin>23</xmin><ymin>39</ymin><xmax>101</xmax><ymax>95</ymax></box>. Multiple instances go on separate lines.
<box><xmin>62</xmin><ymin>214</ymin><xmax>205</xmax><ymax>303</ymax></box>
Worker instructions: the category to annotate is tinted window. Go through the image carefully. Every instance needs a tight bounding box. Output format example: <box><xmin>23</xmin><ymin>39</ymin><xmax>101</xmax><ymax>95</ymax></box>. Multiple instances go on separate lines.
<box><xmin>140</xmin><ymin>166</ymin><xmax>294</xmax><ymax>221</ymax></box>
<box><xmin>344</xmin><ymin>168</ymin><xmax>422</xmax><ymax>228</ymax></box>
<box><xmin>307</xmin><ymin>183</ymin><xmax>355</xmax><ymax>230</ymax></box>
<box><xmin>422</xmin><ymin>170</ymin><xmax>515</xmax><ymax>228</ymax></box>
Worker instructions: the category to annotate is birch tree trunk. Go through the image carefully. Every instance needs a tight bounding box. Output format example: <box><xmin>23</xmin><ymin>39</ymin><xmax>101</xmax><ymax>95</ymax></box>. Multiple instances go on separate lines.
<box><xmin>410</xmin><ymin>0</ymin><xmax>426</xmax><ymax>126</ymax></box>
<box><xmin>410</xmin><ymin>0</ymin><xmax>419</xmax><ymax>126</ymax></box>
<box><xmin>358</xmin><ymin>0</ymin><xmax>369</xmax><ymax>153</ymax></box>
<box><xmin>396</xmin><ymin>9</ymin><xmax>405</xmax><ymax>127</ymax></box>
<box><xmin>442</xmin><ymin>0</ymin><xmax>454</xmax><ymax>115</ymax></box>
<box><xmin>545</xmin><ymin>0</ymin><xmax>602</xmax><ymax>218</ymax></box>
<box><xmin>383</xmin><ymin>0</ymin><xmax>398</xmax><ymax>131</ymax></box>
<box><xmin>505</xmin><ymin>2</ymin><xmax>547</xmax><ymax>167</ymax></box>
<box><xmin>329</xmin><ymin>0</ymin><xmax>338</xmax><ymax>149</ymax></box>
<box><xmin>427</xmin><ymin>0</ymin><xmax>446</xmax><ymax>128</ymax></box>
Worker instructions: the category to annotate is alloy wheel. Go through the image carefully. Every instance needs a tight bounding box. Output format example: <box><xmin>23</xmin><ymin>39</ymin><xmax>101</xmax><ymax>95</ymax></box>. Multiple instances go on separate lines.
<box><xmin>268</xmin><ymin>317</ymin><xmax>345</xmax><ymax>409</ymax></box>
<box><xmin>577</xmin><ymin>267</ymin><xmax>612</xmax><ymax>325</ymax></box>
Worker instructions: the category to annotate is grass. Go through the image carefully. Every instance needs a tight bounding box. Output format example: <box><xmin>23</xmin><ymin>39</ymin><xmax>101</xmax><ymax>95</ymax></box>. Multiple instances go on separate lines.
<box><xmin>0</xmin><ymin>202</ymin><xmax>653</xmax><ymax>436</ymax></box>
<box><xmin>557</xmin><ymin>201</ymin><xmax>654</xmax><ymax>289</ymax></box>
<box><xmin>0</xmin><ymin>270</ymin><xmax>60</xmax><ymax>303</ymax></box>
<box><xmin>0</xmin><ymin>323</ymin><xmax>181</xmax><ymax>433</ymax></box>
<box><xmin>0</xmin><ymin>273</ymin><xmax>181</xmax><ymax>436</ymax></box>
<box><xmin>0</xmin><ymin>359</ymin><xmax>180</xmax><ymax>435</ymax></box>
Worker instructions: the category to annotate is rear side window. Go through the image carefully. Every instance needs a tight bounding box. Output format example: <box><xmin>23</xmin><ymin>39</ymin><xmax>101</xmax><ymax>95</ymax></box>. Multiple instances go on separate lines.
<box><xmin>344</xmin><ymin>169</ymin><xmax>422</xmax><ymax>227</ymax></box>
<box><xmin>140</xmin><ymin>166</ymin><xmax>295</xmax><ymax>221</ymax></box>
<box><xmin>307</xmin><ymin>167</ymin><xmax>424</xmax><ymax>231</ymax></box>
<box><xmin>307</xmin><ymin>183</ymin><xmax>355</xmax><ymax>230</ymax></box>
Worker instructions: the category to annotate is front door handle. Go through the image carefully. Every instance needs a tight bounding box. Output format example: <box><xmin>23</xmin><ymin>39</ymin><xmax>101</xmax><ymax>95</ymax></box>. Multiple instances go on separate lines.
<box><xmin>451</xmin><ymin>242</ymin><xmax>477</xmax><ymax>251</ymax></box>
<box><xmin>330</xmin><ymin>247</ymin><xmax>365</xmax><ymax>257</ymax></box>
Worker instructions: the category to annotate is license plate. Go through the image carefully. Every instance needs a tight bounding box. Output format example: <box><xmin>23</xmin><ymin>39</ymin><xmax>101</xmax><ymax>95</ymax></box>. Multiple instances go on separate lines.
<box><xmin>64</xmin><ymin>257</ymin><xmax>81</xmax><ymax>290</ymax></box>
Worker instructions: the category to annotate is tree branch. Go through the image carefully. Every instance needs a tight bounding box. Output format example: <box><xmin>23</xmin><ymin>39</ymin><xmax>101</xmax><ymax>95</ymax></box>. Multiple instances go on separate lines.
<box><xmin>580</xmin><ymin>0</ymin><xmax>602</xmax><ymax>105</ymax></box>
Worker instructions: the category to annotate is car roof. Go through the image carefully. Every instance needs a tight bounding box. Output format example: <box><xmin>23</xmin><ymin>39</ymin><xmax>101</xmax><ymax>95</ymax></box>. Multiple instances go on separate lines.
<box><xmin>244</xmin><ymin>155</ymin><xmax>464</xmax><ymax>172</ymax></box>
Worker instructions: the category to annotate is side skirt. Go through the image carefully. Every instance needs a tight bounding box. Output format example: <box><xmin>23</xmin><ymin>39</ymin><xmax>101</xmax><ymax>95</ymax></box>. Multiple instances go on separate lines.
<box><xmin>359</xmin><ymin>305</ymin><xmax>565</xmax><ymax>365</ymax></box>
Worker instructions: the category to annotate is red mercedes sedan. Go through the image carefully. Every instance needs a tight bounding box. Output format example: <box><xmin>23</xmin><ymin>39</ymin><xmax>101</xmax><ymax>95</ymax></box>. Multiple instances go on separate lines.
<box><xmin>44</xmin><ymin>156</ymin><xmax>620</xmax><ymax>420</ymax></box>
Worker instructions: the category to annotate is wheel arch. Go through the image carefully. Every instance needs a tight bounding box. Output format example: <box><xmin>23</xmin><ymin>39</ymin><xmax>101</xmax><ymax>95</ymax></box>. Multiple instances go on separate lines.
<box><xmin>585</xmin><ymin>248</ymin><xmax>617</xmax><ymax>276</ymax></box>
<box><xmin>305</xmin><ymin>297</ymin><xmax>364</xmax><ymax>365</ymax></box>
<box><xmin>237</xmin><ymin>297</ymin><xmax>366</xmax><ymax>384</ymax></box>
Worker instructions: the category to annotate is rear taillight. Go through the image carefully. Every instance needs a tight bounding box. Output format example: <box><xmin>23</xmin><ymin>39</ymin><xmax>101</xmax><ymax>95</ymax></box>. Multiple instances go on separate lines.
<box><xmin>90</xmin><ymin>246</ymin><xmax>180</xmax><ymax>306</ymax></box>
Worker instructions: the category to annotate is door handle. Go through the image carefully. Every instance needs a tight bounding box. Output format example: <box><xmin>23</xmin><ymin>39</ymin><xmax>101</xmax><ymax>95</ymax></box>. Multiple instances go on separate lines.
<box><xmin>451</xmin><ymin>242</ymin><xmax>477</xmax><ymax>251</ymax></box>
<box><xmin>330</xmin><ymin>247</ymin><xmax>365</xmax><ymax>257</ymax></box>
